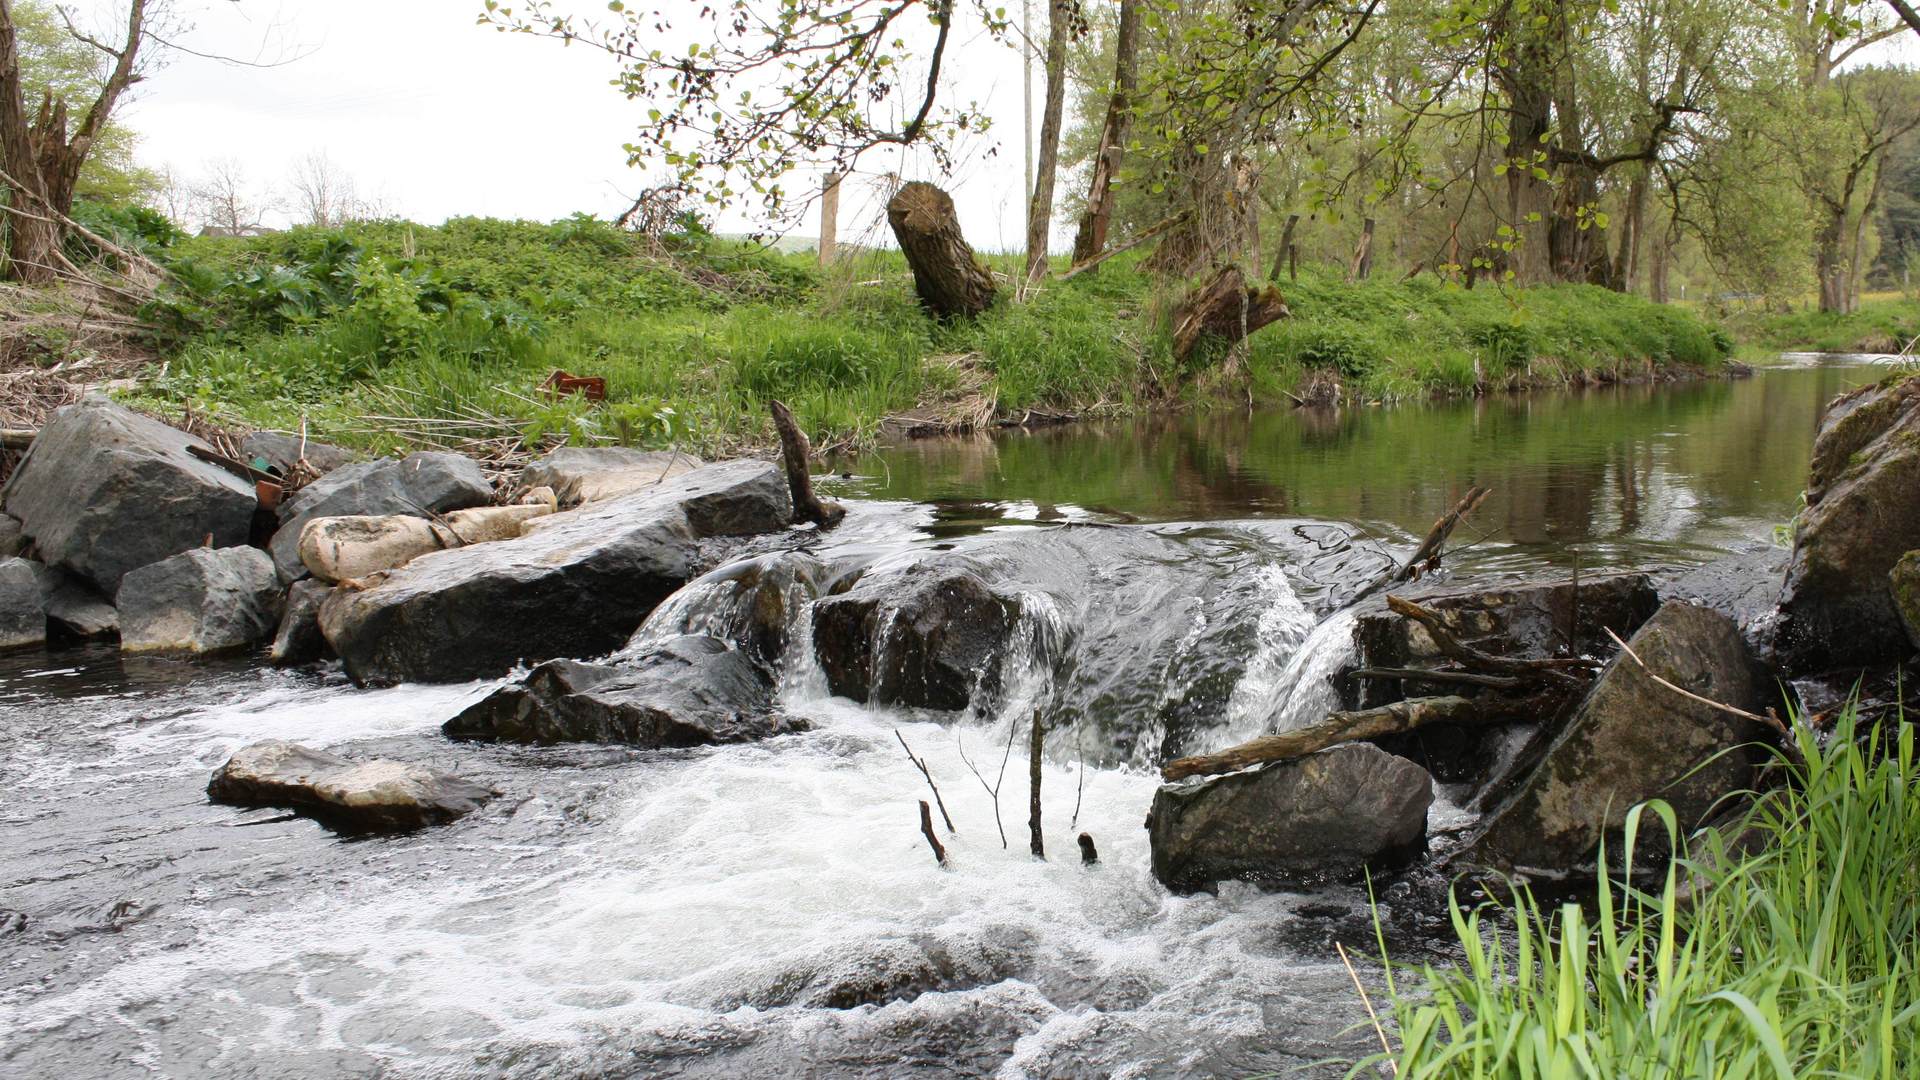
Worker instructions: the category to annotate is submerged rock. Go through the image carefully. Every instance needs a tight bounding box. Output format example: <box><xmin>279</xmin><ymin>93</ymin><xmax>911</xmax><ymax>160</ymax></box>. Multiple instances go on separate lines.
<box><xmin>636</xmin><ymin>551</ymin><xmax>825</xmax><ymax>669</ymax></box>
<box><xmin>812</xmin><ymin>563</ymin><xmax>1021</xmax><ymax>711</ymax></box>
<box><xmin>444</xmin><ymin>634</ymin><xmax>803</xmax><ymax>746</ymax></box>
<box><xmin>240</xmin><ymin>431</ymin><xmax>358</xmax><ymax>477</ymax></box>
<box><xmin>268</xmin><ymin>451</ymin><xmax>493</xmax><ymax>580</ymax></box>
<box><xmin>116</xmin><ymin>547</ymin><xmax>281</xmax><ymax>654</ymax></box>
<box><xmin>207</xmin><ymin>739</ymin><xmax>495</xmax><ymax>831</ymax></box>
<box><xmin>1460</xmin><ymin>601</ymin><xmax>1773</xmax><ymax>876</ymax></box>
<box><xmin>1146</xmin><ymin>743</ymin><xmax>1433</xmax><ymax>892</ymax></box>
<box><xmin>0</xmin><ymin>557</ymin><xmax>55</xmax><ymax>649</ymax></box>
<box><xmin>1777</xmin><ymin>373</ymin><xmax>1920</xmax><ymax>671</ymax></box>
<box><xmin>520</xmin><ymin>446</ymin><xmax>702</xmax><ymax>505</ymax></box>
<box><xmin>270</xmin><ymin>579</ymin><xmax>333</xmax><ymax>666</ymax></box>
<box><xmin>320</xmin><ymin>460</ymin><xmax>791</xmax><ymax>685</ymax></box>
<box><xmin>1</xmin><ymin>397</ymin><xmax>258</xmax><ymax>593</ymax></box>
<box><xmin>45</xmin><ymin>573</ymin><xmax>117</xmax><ymax>641</ymax></box>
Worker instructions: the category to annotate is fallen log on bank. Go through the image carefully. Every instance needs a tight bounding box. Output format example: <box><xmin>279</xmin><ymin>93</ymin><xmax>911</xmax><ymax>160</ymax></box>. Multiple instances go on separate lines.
<box><xmin>1170</xmin><ymin>264</ymin><xmax>1291</xmax><ymax>363</ymax></box>
<box><xmin>770</xmin><ymin>400</ymin><xmax>845</xmax><ymax>527</ymax></box>
<box><xmin>886</xmin><ymin>182</ymin><xmax>997</xmax><ymax>319</ymax></box>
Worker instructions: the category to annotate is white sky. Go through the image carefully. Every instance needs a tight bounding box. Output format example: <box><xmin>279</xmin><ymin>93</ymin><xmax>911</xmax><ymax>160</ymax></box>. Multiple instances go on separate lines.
<box><xmin>110</xmin><ymin>0</ymin><xmax>1044</xmax><ymax>250</ymax></box>
<box><xmin>103</xmin><ymin>1</ymin><xmax>1920</xmax><ymax>252</ymax></box>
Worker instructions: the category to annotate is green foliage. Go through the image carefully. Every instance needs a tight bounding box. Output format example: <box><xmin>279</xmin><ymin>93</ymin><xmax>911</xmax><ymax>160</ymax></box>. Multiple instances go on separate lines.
<box><xmin>1368</xmin><ymin>706</ymin><xmax>1920</xmax><ymax>1078</ymax></box>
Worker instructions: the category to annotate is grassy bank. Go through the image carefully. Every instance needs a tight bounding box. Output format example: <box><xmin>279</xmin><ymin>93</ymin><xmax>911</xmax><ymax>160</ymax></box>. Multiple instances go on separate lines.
<box><xmin>1366</xmin><ymin>709</ymin><xmax>1919</xmax><ymax>1078</ymax></box>
<box><xmin>1723</xmin><ymin>295</ymin><xmax>1920</xmax><ymax>358</ymax></box>
<box><xmin>117</xmin><ymin>217</ymin><xmax>1737</xmax><ymax>458</ymax></box>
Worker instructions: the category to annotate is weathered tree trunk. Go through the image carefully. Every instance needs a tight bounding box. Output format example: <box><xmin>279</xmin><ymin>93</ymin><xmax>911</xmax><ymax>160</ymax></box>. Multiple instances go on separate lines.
<box><xmin>1816</xmin><ymin>211</ymin><xmax>1850</xmax><ymax>314</ymax></box>
<box><xmin>1612</xmin><ymin>169</ymin><xmax>1647</xmax><ymax>293</ymax></box>
<box><xmin>0</xmin><ymin>0</ymin><xmax>147</xmax><ymax>283</ymax></box>
<box><xmin>886</xmin><ymin>181</ymin><xmax>998</xmax><ymax>318</ymax></box>
<box><xmin>1070</xmin><ymin>0</ymin><xmax>1140</xmax><ymax>266</ymax></box>
<box><xmin>1023</xmin><ymin>0</ymin><xmax>1072</xmax><ymax>287</ymax></box>
<box><xmin>1349</xmin><ymin>217</ymin><xmax>1376</xmax><ymax>281</ymax></box>
<box><xmin>1269</xmin><ymin>213</ymin><xmax>1299</xmax><ymax>281</ymax></box>
<box><xmin>817</xmin><ymin>172</ymin><xmax>841</xmax><ymax>267</ymax></box>
<box><xmin>1170</xmin><ymin>265</ymin><xmax>1290</xmax><ymax>363</ymax></box>
<box><xmin>769</xmin><ymin>400</ymin><xmax>845</xmax><ymax>527</ymax></box>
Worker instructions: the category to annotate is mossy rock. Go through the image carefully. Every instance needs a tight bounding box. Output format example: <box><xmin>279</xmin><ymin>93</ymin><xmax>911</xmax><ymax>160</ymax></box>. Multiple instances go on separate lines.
<box><xmin>1892</xmin><ymin>551</ymin><xmax>1920</xmax><ymax>654</ymax></box>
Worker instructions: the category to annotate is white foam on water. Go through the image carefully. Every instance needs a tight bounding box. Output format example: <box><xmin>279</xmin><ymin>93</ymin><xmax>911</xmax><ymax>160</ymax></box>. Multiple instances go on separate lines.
<box><xmin>1207</xmin><ymin>605</ymin><xmax>1357</xmax><ymax>751</ymax></box>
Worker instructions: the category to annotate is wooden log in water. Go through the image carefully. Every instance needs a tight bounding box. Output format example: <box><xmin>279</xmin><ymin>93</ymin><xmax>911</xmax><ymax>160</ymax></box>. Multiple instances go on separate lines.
<box><xmin>1170</xmin><ymin>264</ymin><xmax>1290</xmax><ymax>363</ymax></box>
<box><xmin>886</xmin><ymin>182</ymin><xmax>997</xmax><ymax>319</ymax></box>
<box><xmin>1160</xmin><ymin>694</ymin><xmax>1550</xmax><ymax>781</ymax></box>
<box><xmin>770</xmin><ymin>400</ymin><xmax>845</xmax><ymax>528</ymax></box>
<box><xmin>1028</xmin><ymin>710</ymin><xmax>1046</xmax><ymax>860</ymax></box>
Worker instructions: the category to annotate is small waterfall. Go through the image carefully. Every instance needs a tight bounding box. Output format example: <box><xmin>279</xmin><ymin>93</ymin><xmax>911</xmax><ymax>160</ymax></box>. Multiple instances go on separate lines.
<box><xmin>974</xmin><ymin>590</ymin><xmax>1071</xmax><ymax>731</ymax></box>
<box><xmin>1204</xmin><ymin>607</ymin><xmax>1358</xmax><ymax>751</ymax></box>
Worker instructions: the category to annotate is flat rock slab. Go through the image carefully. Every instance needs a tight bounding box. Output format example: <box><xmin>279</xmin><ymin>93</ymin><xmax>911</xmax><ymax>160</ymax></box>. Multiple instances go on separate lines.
<box><xmin>269</xmin><ymin>452</ymin><xmax>494</xmax><ymax>580</ymax></box>
<box><xmin>520</xmin><ymin>446</ymin><xmax>703</xmax><ymax>505</ymax></box>
<box><xmin>445</xmin><ymin>634</ymin><xmax>805</xmax><ymax>746</ymax></box>
<box><xmin>45</xmin><ymin>574</ymin><xmax>118</xmax><ymax>641</ymax></box>
<box><xmin>1459</xmin><ymin>600</ymin><xmax>1773</xmax><ymax>877</ymax></box>
<box><xmin>1</xmin><ymin>397</ymin><xmax>258</xmax><ymax>593</ymax></box>
<box><xmin>117</xmin><ymin>547</ymin><xmax>281</xmax><ymax>654</ymax></box>
<box><xmin>0</xmin><ymin>557</ymin><xmax>55</xmax><ymax>649</ymax></box>
<box><xmin>320</xmin><ymin>460</ymin><xmax>791</xmax><ymax>685</ymax></box>
<box><xmin>1146</xmin><ymin>742</ymin><xmax>1433</xmax><ymax>892</ymax></box>
<box><xmin>208</xmin><ymin>739</ymin><xmax>495</xmax><ymax>832</ymax></box>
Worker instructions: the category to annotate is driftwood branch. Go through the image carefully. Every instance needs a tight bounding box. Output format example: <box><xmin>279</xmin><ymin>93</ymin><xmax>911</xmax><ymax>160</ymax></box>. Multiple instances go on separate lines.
<box><xmin>1027</xmin><ymin>710</ymin><xmax>1045</xmax><ymax>859</ymax></box>
<box><xmin>1353</xmin><ymin>486</ymin><xmax>1491</xmax><ymax>603</ymax></box>
<box><xmin>1348</xmin><ymin>667</ymin><xmax>1525</xmax><ymax>690</ymax></box>
<box><xmin>1162</xmin><ymin>695</ymin><xmax>1515</xmax><ymax>781</ymax></box>
<box><xmin>770</xmin><ymin>399</ymin><xmax>845</xmax><ymax>527</ymax></box>
<box><xmin>918</xmin><ymin>800</ymin><xmax>948</xmax><ymax>866</ymax></box>
<box><xmin>1385</xmin><ymin>595</ymin><xmax>1599</xmax><ymax>686</ymax></box>
<box><xmin>896</xmin><ymin>729</ymin><xmax>954</xmax><ymax>832</ymax></box>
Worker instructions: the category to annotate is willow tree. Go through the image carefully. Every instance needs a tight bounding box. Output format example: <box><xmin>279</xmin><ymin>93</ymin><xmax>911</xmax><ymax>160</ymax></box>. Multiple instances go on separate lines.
<box><xmin>0</xmin><ymin>0</ymin><xmax>148</xmax><ymax>282</ymax></box>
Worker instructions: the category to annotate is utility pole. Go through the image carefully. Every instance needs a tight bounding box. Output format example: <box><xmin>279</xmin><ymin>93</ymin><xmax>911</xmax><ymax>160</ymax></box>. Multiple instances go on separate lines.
<box><xmin>1022</xmin><ymin>0</ymin><xmax>1034</xmax><ymax>213</ymax></box>
<box><xmin>818</xmin><ymin>171</ymin><xmax>841</xmax><ymax>267</ymax></box>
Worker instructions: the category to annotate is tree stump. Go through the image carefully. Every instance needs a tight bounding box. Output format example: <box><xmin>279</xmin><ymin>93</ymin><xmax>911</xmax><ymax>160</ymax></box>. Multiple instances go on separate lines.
<box><xmin>1170</xmin><ymin>265</ymin><xmax>1290</xmax><ymax>362</ymax></box>
<box><xmin>886</xmin><ymin>182</ymin><xmax>997</xmax><ymax>319</ymax></box>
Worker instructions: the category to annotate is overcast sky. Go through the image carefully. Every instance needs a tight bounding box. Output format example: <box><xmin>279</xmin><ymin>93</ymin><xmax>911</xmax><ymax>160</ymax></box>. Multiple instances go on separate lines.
<box><xmin>104</xmin><ymin>1</ymin><xmax>1920</xmax><ymax>251</ymax></box>
<box><xmin>110</xmin><ymin>0</ymin><xmax>1040</xmax><ymax>249</ymax></box>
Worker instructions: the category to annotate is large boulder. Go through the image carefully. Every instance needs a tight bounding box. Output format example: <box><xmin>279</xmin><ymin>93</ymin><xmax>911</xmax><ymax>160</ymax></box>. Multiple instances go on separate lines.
<box><xmin>270</xmin><ymin>579</ymin><xmax>333</xmax><ymax>666</ymax></box>
<box><xmin>207</xmin><ymin>740</ymin><xmax>495</xmax><ymax>832</ymax></box>
<box><xmin>0</xmin><ymin>557</ymin><xmax>54</xmax><ymax>649</ymax></box>
<box><xmin>319</xmin><ymin>460</ymin><xmax>792</xmax><ymax>685</ymax></box>
<box><xmin>519</xmin><ymin>446</ymin><xmax>702</xmax><ymax>506</ymax></box>
<box><xmin>1777</xmin><ymin>374</ymin><xmax>1920</xmax><ymax>671</ymax></box>
<box><xmin>1146</xmin><ymin>743</ymin><xmax>1434</xmax><ymax>892</ymax></box>
<box><xmin>240</xmin><ymin>431</ymin><xmax>357</xmax><ymax>476</ymax></box>
<box><xmin>444</xmin><ymin>635</ymin><xmax>804</xmax><ymax>746</ymax></box>
<box><xmin>1658</xmin><ymin>548</ymin><xmax>1788</xmax><ymax>652</ymax></box>
<box><xmin>116</xmin><ymin>547</ymin><xmax>281</xmax><ymax>654</ymax></box>
<box><xmin>267</xmin><ymin>451</ymin><xmax>493</xmax><ymax>580</ymax></box>
<box><xmin>811</xmin><ymin>564</ymin><xmax>1021</xmax><ymax>711</ymax></box>
<box><xmin>0</xmin><ymin>397</ymin><xmax>258</xmax><ymax>592</ymax></box>
<box><xmin>1459</xmin><ymin>601</ymin><xmax>1774</xmax><ymax>876</ymax></box>
<box><xmin>44</xmin><ymin>573</ymin><xmax>117</xmax><ymax>641</ymax></box>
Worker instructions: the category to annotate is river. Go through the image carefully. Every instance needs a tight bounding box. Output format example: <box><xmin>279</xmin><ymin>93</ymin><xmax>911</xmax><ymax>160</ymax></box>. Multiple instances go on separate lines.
<box><xmin>0</xmin><ymin>356</ymin><xmax>1894</xmax><ymax>1078</ymax></box>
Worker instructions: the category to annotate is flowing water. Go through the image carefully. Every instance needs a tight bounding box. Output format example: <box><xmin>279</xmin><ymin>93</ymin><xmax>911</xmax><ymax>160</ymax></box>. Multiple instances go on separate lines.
<box><xmin>0</xmin><ymin>357</ymin><xmax>1896</xmax><ymax>1078</ymax></box>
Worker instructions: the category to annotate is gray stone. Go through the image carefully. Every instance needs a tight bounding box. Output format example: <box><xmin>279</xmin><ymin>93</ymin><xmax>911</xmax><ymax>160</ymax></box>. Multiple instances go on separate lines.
<box><xmin>207</xmin><ymin>740</ymin><xmax>495</xmax><ymax>832</ymax></box>
<box><xmin>0</xmin><ymin>557</ymin><xmax>54</xmax><ymax>649</ymax></box>
<box><xmin>1460</xmin><ymin>601</ymin><xmax>1773</xmax><ymax>876</ymax></box>
<box><xmin>268</xmin><ymin>452</ymin><xmax>493</xmax><ymax>580</ymax></box>
<box><xmin>520</xmin><ymin>446</ymin><xmax>703</xmax><ymax>506</ymax></box>
<box><xmin>319</xmin><ymin>460</ymin><xmax>792</xmax><ymax>685</ymax></box>
<box><xmin>45</xmin><ymin>573</ymin><xmax>117</xmax><ymax>640</ymax></box>
<box><xmin>116</xmin><ymin>547</ymin><xmax>282</xmax><ymax>654</ymax></box>
<box><xmin>1894</xmin><ymin>551</ymin><xmax>1920</xmax><ymax>654</ymax></box>
<box><xmin>240</xmin><ymin>431</ymin><xmax>358</xmax><ymax>476</ymax></box>
<box><xmin>1659</xmin><ymin>548</ymin><xmax>1789</xmax><ymax>650</ymax></box>
<box><xmin>0</xmin><ymin>513</ymin><xmax>23</xmax><ymax>558</ymax></box>
<box><xmin>1777</xmin><ymin>373</ymin><xmax>1920</xmax><ymax>671</ymax></box>
<box><xmin>0</xmin><ymin>397</ymin><xmax>258</xmax><ymax>592</ymax></box>
<box><xmin>1146</xmin><ymin>743</ymin><xmax>1434</xmax><ymax>892</ymax></box>
<box><xmin>811</xmin><ymin>563</ymin><xmax>1021</xmax><ymax>711</ymax></box>
<box><xmin>270</xmin><ymin>579</ymin><xmax>334</xmax><ymax>666</ymax></box>
<box><xmin>444</xmin><ymin>635</ymin><xmax>805</xmax><ymax>746</ymax></box>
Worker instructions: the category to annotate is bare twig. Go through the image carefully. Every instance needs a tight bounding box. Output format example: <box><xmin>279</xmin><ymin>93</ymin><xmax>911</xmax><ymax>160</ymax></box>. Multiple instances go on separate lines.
<box><xmin>896</xmin><ymin>729</ymin><xmax>955</xmax><ymax>833</ymax></box>
<box><xmin>1347</xmin><ymin>667</ymin><xmax>1525</xmax><ymax>691</ymax></box>
<box><xmin>955</xmin><ymin>728</ymin><xmax>1012</xmax><ymax>849</ymax></box>
<box><xmin>917</xmin><ymin>800</ymin><xmax>948</xmax><ymax>866</ymax></box>
<box><xmin>1028</xmin><ymin>709</ymin><xmax>1046</xmax><ymax>860</ymax></box>
<box><xmin>1337</xmin><ymin>942</ymin><xmax>1397</xmax><ymax>1074</ymax></box>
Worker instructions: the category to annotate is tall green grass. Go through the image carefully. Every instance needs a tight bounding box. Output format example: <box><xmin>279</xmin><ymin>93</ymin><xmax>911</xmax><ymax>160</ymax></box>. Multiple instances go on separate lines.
<box><xmin>1365</xmin><ymin>708</ymin><xmax>1920</xmax><ymax>1078</ymax></box>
